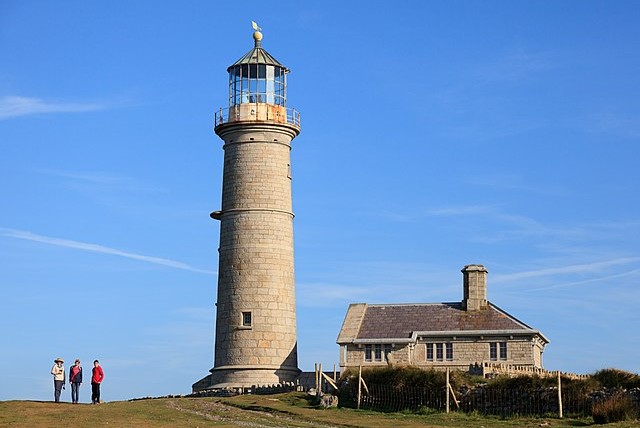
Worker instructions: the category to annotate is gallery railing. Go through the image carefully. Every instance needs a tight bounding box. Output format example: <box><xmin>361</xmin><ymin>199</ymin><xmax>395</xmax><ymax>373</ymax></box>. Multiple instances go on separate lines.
<box><xmin>214</xmin><ymin>105</ymin><xmax>301</xmax><ymax>128</ymax></box>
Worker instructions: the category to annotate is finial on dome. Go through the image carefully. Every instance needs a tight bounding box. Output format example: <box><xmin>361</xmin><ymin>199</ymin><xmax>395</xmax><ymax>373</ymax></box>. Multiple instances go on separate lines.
<box><xmin>251</xmin><ymin>21</ymin><xmax>263</xmax><ymax>47</ymax></box>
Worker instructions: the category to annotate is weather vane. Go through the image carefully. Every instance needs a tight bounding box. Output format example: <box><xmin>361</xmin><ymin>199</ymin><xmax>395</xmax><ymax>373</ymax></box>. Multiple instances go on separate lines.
<box><xmin>251</xmin><ymin>21</ymin><xmax>263</xmax><ymax>45</ymax></box>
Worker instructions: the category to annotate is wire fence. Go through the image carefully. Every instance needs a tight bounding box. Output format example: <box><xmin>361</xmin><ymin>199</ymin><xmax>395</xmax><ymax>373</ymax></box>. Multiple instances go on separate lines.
<box><xmin>340</xmin><ymin>383</ymin><xmax>636</xmax><ymax>417</ymax></box>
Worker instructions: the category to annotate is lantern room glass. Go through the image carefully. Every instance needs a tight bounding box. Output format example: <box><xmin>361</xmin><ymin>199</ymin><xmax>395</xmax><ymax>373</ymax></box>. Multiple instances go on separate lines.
<box><xmin>229</xmin><ymin>64</ymin><xmax>287</xmax><ymax>107</ymax></box>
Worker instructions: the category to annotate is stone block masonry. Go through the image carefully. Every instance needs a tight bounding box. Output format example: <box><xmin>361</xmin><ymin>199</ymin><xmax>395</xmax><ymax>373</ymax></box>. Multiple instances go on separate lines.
<box><xmin>209</xmin><ymin>121</ymin><xmax>301</xmax><ymax>388</ymax></box>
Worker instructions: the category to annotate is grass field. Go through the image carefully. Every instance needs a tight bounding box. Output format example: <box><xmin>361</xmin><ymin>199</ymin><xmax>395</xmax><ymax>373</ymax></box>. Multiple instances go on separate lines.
<box><xmin>1</xmin><ymin>392</ymin><xmax>638</xmax><ymax>427</ymax></box>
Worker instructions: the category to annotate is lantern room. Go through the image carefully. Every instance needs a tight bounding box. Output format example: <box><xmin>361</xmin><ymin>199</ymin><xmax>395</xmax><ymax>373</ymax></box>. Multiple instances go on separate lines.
<box><xmin>227</xmin><ymin>30</ymin><xmax>288</xmax><ymax>107</ymax></box>
<box><xmin>214</xmin><ymin>27</ymin><xmax>300</xmax><ymax>129</ymax></box>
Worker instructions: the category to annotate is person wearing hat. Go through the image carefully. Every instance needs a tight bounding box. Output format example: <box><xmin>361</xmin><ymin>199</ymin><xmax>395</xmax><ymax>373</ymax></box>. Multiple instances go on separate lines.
<box><xmin>50</xmin><ymin>357</ymin><xmax>65</xmax><ymax>402</ymax></box>
<box><xmin>69</xmin><ymin>359</ymin><xmax>83</xmax><ymax>404</ymax></box>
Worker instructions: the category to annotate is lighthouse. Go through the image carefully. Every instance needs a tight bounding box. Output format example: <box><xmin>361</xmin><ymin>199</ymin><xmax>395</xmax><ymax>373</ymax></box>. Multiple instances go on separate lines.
<box><xmin>195</xmin><ymin>25</ymin><xmax>301</xmax><ymax>390</ymax></box>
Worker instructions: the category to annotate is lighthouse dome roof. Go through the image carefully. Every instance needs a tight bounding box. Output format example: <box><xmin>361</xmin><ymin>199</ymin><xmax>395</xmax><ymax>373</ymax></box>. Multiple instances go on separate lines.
<box><xmin>227</xmin><ymin>32</ymin><xmax>289</xmax><ymax>73</ymax></box>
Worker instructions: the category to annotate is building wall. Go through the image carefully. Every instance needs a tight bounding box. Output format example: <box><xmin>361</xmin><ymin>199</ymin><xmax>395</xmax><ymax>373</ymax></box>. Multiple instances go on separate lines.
<box><xmin>336</xmin><ymin>304</ymin><xmax>367</xmax><ymax>344</ymax></box>
<box><xmin>532</xmin><ymin>339</ymin><xmax>545</xmax><ymax>367</ymax></box>
<box><xmin>341</xmin><ymin>344</ymin><xmax>412</xmax><ymax>368</ymax></box>
<box><xmin>341</xmin><ymin>335</ymin><xmax>542</xmax><ymax>371</ymax></box>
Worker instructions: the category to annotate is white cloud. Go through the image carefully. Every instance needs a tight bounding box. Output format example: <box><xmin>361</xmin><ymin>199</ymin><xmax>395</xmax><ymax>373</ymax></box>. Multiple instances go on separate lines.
<box><xmin>523</xmin><ymin>268</ymin><xmax>640</xmax><ymax>292</ymax></box>
<box><xmin>426</xmin><ymin>205</ymin><xmax>496</xmax><ymax>217</ymax></box>
<box><xmin>492</xmin><ymin>257</ymin><xmax>640</xmax><ymax>283</ymax></box>
<box><xmin>36</xmin><ymin>169</ymin><xmax>133</xmax><ymax>185</ymax></box>
<box><xmin>587</xmin><ymin>112</ymin><xmax>640</xmax><ymax>139</ymax></box>
<box><xmin>472</xmin><ymin>50</ymin><xmax>556</xmax><ymax>83</ymax></box>
<box><xmin>297</xmin><ymin>282</ymin><xmax>371</xmax><ymax>307</ymax></box>
<box><xmin>0</xmin><ymin>96</ymin><xmax>105</xmax><ymax>120</ymax></box>
<box><xmin>378</xmin><ymin>205</ymin><xmax>495</xmax><ymax>222</ymax></box>
<box><xmin>34</xmin><ymin>169</ymin><xmax>165</xmax><ymax>194</ymax></box>
<box><xmin>0</xmin><ymin>227</ymin><xmax>216</xmax><ymax>275</ymax></box>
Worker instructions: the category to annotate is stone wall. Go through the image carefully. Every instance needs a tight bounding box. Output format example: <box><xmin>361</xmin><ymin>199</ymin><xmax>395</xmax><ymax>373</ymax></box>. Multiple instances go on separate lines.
<box><xmin>342</xmin><ymin>336</ymin><xmax>543</xmax><ymax>370</ymax></box>
<box><xmin>477</xmin><ymin>362</ymin><xmax>589</xmax><ymax>380</ymax></box>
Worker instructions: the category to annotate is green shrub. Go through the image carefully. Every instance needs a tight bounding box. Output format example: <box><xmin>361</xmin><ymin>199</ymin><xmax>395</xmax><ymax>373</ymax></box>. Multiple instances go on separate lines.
<box><xmin>484</xmin><ymin>374</ymin><xmax>554</xmax><ymax>390</ymax></box>
<box><xmin>358</xmin><ymin>366</ymin><xmax>447</xmax><ymax>389</ymax></box>
<box><xmin>592</xmin><ymin>393</ymin><xmax>638</xmax><ymax>424</ymax></box>
<box><xmin>591</xmin><ymin>368</ymin><xmax>640</xmax><ymax>389</ymax></box>
<box><xmin>415</xmin><ymin>405</ymin><xmax>439</xmax><ymax>415</ymax></box>
<box><xmin>560</xmin><ymin>375</ymin><xmax>600</xmax><ymax>393</ymax></box>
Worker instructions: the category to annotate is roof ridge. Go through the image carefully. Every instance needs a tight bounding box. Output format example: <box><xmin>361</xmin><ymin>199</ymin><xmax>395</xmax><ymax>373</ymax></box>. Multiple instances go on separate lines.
<box><xmin>368</xmin><ymin>302</ymin><xmax>460</xmax><ymax>307</ymax></box>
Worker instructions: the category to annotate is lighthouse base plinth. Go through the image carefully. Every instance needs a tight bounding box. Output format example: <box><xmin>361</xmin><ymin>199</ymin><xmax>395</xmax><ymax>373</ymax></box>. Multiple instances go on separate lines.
<box><xmin>192</xmin><ymin>365</ymin><xmax>301</xmax><ymax>393</ymax></box>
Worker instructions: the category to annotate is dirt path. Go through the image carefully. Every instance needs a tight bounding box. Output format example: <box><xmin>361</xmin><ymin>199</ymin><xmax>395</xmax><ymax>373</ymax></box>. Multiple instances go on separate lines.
<box><xmin>166</xmin><ymin>399</ymin><xmax>345</xmax><ymax>428</ymax></box>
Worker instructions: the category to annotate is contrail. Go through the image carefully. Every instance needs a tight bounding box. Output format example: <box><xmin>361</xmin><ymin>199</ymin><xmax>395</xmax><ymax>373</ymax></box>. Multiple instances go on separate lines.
<box><xmin>0</xmin><ymin>227</ymin><xmax>216</xmax><ymax>275</ymax></box>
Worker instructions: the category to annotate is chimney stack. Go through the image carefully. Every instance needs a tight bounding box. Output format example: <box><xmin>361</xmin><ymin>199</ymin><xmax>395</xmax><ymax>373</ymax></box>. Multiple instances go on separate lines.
<box><xmin>462</xmin><ymin>264</ymin><xmax>488</xmax><ymax>311</ymax></box>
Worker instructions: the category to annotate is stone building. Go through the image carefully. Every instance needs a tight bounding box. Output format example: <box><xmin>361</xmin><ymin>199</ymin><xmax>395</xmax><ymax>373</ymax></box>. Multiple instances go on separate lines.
<box><xmin>193</xmin><ymin>26</ymin><xmax>301</xmax><ymax>392</ymax></box>
<box><xmin>337</xmin><ymin>265</ymin><xmax>549</xmax><ymax>372</ymax></box>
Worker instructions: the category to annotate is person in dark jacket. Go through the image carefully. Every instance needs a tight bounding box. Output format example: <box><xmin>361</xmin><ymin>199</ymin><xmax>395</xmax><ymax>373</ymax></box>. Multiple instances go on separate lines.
<box><xmin>69</xmin><ymin>359</ymin><xmax>83</xmax><ymax>403</ymax></box>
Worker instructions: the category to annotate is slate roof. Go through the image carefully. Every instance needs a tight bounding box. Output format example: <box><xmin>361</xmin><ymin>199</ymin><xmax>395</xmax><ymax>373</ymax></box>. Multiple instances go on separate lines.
<box><xmin>351</xmin><ymin>302</ymin><xmax>543</xmax><ymax>341</ymax></box>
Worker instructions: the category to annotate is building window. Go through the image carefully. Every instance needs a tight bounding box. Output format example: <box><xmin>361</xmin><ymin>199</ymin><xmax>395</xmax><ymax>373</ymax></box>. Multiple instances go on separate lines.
<box><xmin>384</xmin><ymin>344</ymin><xmax>392</xmax><ymax>362</ymax></box>
<box><xmin>364</xmin><ymin>344</ymin><xmax>393</xmax><ymax>363</ymax></box>
<box><xmin>499</xmin><ymin>342</ymin><xmax>507</xmax><ymax>360</ymax></box>
<box><xmin>436</xmin><ymin>343</ymin><xmax>443</xmax><ymax>361</ymax></box>
<box><xmin>446</xmin><ymin>343</ymin><xmax>453</xmax><ymax>361</ymax></box>
<box><xmin>241</xmin><ymin>311</ymin><xmax>252</xmax><ymax>327</ymax></box>
<box><xmin>364</xmin><ymin>345</ymin><xmax>372</xmax><ymax>362</ymax></box>
<box><xmin>490</xmin><ymin>342</ymin><xmax>507</xmax><ymax>361</ymax></box>
<box><xmin>426</xmin><ymin>343</ymin><xmax>434</xmax><ymax>361</ymax></box>
<box><xmin>374</xmin><ymin>344</ymin><xmax>382</xmax><ymax>362</ymax></box>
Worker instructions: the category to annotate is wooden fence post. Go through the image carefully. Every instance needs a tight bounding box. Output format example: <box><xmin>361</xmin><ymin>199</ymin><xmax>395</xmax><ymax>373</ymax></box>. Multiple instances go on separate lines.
<box><xmin>314</xmin><ymin>363</ymin><xmax>318</xmax><ymax>392</ymax></box>
<box><xmin>357</xmin><ymin>365</ymin><xmax>362</xmax><ymax>410</ymax></box>
<box><xmin>321</xmin><ymin>372</ymin><xmax>338</xmax><ymax>390</ymax></box>
<box><xmin>446</xmin><ymin>368</ymin><xmax>450</xmax><ymax>414</ymax></box>
<box><xmin>557</xmin><ymin>371</ymin><xmax>563</xmax><ymax>418</ymax></box>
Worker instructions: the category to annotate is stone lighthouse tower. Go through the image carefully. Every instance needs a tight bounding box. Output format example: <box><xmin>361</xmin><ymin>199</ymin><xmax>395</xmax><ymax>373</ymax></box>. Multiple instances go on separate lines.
<box><xmin>196</xmin><ymin>25</ymin><xmax>301</xmax><ymax>390</ymax></box>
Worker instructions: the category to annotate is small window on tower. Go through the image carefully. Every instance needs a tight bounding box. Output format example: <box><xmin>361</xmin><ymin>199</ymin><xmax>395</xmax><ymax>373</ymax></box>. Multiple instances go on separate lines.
<box><xmin>241</xmin><ymin>311</ymin><xmax>252</xmax><ymax>328</ymax></box>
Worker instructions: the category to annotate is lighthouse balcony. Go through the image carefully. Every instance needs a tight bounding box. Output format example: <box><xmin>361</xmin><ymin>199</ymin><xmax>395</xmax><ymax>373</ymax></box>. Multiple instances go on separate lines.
<box><xmin>214</xmin><ymin>104</ymin><xmax>301</xmax><ymax>130</ymax></box>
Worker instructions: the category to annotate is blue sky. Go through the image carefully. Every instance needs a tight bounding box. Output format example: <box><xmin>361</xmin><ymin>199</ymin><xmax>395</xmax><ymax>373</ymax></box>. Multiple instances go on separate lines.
<box><xmin>1</xmin><ymin>1</ymin><xmax>639</xmax><ymax>402</ymax></box>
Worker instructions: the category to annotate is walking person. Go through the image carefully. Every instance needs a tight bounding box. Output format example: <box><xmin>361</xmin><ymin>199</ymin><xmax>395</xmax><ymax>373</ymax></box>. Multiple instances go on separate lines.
<box><xmin>91</xmin><ymin>360</ymin><xmax>104</xmax><ymax>404</ymax></box>
<box><xmin>50</xmin><ymin>357</ymin><xmax>65</xmax><ymax>403</ymax></box>
<box><xmin>69</xmin><ymin>359</ymin><xmax>83</xmax><ymax>403</ymax></box>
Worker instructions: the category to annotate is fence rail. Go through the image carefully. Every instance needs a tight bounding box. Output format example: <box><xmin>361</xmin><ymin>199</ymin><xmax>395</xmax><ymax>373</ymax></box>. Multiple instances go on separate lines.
<box><xmin>476</xmin><ymin>362</ymin><xmax>589</xmax><ymax>380</ymax></box>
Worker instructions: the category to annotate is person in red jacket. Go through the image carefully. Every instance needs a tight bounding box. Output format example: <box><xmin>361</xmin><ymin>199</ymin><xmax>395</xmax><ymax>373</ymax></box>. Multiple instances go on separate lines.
<box><xmin>91</xmin><ymin>360</ymin><xmax>104</xmax><ymax>404</ymax></box>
